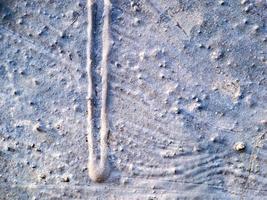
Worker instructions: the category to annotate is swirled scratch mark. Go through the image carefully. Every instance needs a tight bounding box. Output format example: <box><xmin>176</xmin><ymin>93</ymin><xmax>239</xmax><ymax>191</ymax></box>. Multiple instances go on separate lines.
<box><xmin>87</xmin><ymin>0</ymin><xmax>111</xmax><ymax>182</ymax></box>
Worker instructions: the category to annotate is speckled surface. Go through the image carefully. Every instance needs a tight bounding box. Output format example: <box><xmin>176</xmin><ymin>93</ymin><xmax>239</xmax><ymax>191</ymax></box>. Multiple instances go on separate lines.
<box><xmin>0</xmin><ymin>0</ymin><xmax>266</xmax><ymax>199</ymax></box>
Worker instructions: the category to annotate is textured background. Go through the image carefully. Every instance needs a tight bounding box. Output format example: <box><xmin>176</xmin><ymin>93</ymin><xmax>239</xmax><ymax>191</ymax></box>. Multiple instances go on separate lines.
<box><xmin>0</xmin><ymin>0</ymin><xmax>266</xmax><ymax>199</ymax></box>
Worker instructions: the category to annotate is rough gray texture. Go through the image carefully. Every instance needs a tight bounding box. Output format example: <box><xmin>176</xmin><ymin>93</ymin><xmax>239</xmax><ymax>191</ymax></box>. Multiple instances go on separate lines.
<box><xmin>0</xmin><ymin>0</ymin><xmax>266</xmax><ymax>199</ymax></box>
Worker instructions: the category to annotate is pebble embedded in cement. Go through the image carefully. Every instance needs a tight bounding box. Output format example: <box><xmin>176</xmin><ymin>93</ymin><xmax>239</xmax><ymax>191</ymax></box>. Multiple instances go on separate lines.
<box><xmin>39</xmin><ymin>174</ymin><xmax>46</xmax><ymax>180</ymax></box>
<box><xmin>34</xmin><ymin>123</ymin><xmax>45</xmax><ymax>132</ymax></box>
<box><xmin>234</xmin><ymin>142</ymin><xmax>246</xmax><ymax>152</ymax></box>
<box><xmin>62</xmin><ymin>176</ymin><xmax>70</xmax><ymax>182</ymax></box>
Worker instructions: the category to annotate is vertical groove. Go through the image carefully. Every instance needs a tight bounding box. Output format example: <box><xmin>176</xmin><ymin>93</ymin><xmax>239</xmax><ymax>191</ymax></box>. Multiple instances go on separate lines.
<box><xmin>87</xmin><ymin>0</ymin><xmax>95</xmax><ymax>164</ymax></box>
<box><xmin>87</xmin><ymin>0</ymin><xmax>111</xmax><ymax>183</ymax></box>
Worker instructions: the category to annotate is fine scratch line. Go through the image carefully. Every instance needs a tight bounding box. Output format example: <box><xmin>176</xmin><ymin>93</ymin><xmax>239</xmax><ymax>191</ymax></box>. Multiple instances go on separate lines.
<box><xmin>87</xmin><ymin>0</ymin><xmax>111</xmax><ymax>182</ymax></box>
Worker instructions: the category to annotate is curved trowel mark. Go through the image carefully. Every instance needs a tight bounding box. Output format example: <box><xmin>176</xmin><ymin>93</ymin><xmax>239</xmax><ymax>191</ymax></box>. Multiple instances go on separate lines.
<box><xmin>87</xmin><ymin>0</ymin><xmax>111</xmax><ymax>182</ymax></box>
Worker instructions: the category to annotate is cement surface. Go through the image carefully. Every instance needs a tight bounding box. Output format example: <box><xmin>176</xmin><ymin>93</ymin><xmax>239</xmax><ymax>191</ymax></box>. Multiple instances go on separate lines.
<box><xmin>0</xmin><ymin>0</ymin><xmax>266</xmax><ymax>199</ymax></box>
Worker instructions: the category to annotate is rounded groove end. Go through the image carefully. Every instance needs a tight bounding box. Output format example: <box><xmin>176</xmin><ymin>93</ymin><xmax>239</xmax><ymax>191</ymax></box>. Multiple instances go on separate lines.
<box><xmin>88</xmin><ymin>161</ymin><xmax>110</xmax><ymax>183</ymax></box>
